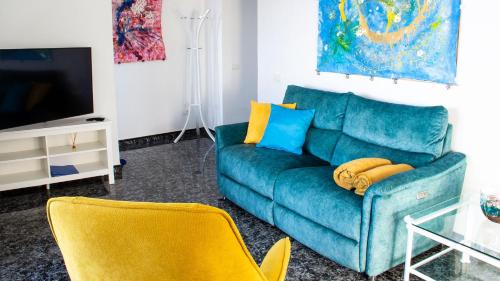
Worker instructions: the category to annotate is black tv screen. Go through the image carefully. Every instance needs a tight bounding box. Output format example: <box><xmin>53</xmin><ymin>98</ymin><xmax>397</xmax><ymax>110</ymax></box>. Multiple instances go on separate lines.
<box><xmin>0</xmin><ymin>47</ymin><xmax>94</xmax><ymax>130</ymax></box>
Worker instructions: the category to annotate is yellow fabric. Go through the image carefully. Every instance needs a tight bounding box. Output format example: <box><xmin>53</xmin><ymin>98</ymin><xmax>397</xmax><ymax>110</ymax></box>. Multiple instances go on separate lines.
<box><xmin>260</xmin><ymin>238</ymin><xmax>291</xmax><ymax>281</ymax></box>
<box><xmin>353</xmin><ymin>164</ymin><xmax>414</xmax><ymax>196</ymax></box>
<box><xmin>46</xmin><ymin>197</ymin><xmax>291</xmax><ymax>281</ymax></box>
<box><xmin>244</xmin><ymin>101</ymin><xmax>297</xmax><ymax>144</ymax></box>
<box><xmin>333</xmin><ymin>158</ymin><xmax>392</xmax><ymax>190</ymax></box>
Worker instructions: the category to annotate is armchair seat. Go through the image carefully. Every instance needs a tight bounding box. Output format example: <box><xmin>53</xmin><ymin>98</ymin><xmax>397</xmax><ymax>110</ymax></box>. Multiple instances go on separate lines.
<box><xmin>275</xmin><ymin>166</ymin><xmax>363</xmax><ymax>242</ymax></box>
<box><xmin>219</xmin><ymin>144</ymin><xmax>326</xmax><ymax>199</ymax></box>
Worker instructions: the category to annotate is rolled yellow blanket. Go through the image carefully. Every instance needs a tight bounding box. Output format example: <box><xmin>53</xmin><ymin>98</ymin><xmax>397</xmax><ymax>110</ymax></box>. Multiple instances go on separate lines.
<box><xmin>333</xmin><ymin>158</ymin><xmax>392</xmax><ymax>190</ymax></box>
<box><xmin>353</xmin><ymin>164</ymin><xmax>414</xmax><ymax>196</ymax></box>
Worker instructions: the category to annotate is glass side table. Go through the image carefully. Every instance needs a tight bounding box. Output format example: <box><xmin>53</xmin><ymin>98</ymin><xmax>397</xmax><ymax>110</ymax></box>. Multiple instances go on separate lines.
<box><xmin>404</xmin><ymin>196</ymin><xmax>500</xmax><ymax>281</ymax></box>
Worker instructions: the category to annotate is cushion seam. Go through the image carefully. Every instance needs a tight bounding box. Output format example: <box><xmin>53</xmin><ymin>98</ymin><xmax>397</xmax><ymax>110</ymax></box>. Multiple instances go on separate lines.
<box><xmin>221</xmin><ymin>171</ymin><xmax>273</xmax><ymax>199</ymax></box>
<box><xmin>332</xmin><ymin>133</ymin><xmax>436</xmax><ymax>164</ymax></box>
<box><xmin>275</xmin><ymin>203</ymin><xmax>361</xmax><ymax>243</ymax></box>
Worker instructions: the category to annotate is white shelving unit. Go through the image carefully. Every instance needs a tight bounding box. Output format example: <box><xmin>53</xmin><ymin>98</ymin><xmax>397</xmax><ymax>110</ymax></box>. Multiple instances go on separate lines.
<box><xmin>0</xmin><ymin>119</ymin><xmax>115</xmax><ymax>192</ymax></box>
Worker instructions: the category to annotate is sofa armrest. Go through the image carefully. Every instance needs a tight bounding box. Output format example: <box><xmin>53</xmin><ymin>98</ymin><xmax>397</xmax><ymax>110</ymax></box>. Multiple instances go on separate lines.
<box><xmin>215</xmin><ymin>122</ymin><xmax>248</xmax><ymax>151</ymax></box>
<box><xmin>366</xmin><ymin>152</ymin><xmax>466</xmax><ymax>197</ymax></box>
<box><xmin>360</xmin><ymin>152</ymin><xmax>467</xmax><ymax>276</ymax></box>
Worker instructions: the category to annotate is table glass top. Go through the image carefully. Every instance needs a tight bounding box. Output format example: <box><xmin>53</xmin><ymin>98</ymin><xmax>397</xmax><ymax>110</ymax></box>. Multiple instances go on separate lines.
<box><xmin>410</xmin><ymin>196</ymin><xmax>500</xmax><ymax>260</ymax></box>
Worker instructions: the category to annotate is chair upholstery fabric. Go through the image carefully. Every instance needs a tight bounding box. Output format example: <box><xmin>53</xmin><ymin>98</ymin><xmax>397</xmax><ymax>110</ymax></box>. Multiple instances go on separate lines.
<box><xmin>260</xmin><ymin>237</ymin><xmax>292</xmax><ymax>281</ymax></box>
<box><xmin>47</xmin><ymin>197</ymin><xmax>291</xmax><ymax>281</ymax></box>
<box><xmin>215</xmin><ymin>85</ymin><xmax>466</xmax><ymax>277</ymax></box>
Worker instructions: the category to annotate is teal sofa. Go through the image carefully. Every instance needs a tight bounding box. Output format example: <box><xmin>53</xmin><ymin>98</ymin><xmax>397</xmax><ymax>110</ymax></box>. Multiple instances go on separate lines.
<box><xmin>215</xmin><ymin>85</ymin><xmax>466</xmax><ymax>278</ymax></box>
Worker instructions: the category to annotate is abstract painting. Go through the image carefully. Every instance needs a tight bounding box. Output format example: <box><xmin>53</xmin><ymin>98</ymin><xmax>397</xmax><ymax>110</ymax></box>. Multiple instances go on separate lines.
<box><xmin>317</xmin><ymin>0</ymin><xmax>461</xmax><ymax>84</ymax></box>
<box><xmin>112</xmin><ymin>0</ymin><xmax>166</xmax><ymax>64</ymax></box>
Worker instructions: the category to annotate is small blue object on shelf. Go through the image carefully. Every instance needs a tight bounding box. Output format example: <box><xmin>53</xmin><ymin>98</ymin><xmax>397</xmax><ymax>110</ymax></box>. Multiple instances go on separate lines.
<box><xmin>51</xmin><ymin>165</ymin><xmax>79</xmax><ymax>177</ymax></box>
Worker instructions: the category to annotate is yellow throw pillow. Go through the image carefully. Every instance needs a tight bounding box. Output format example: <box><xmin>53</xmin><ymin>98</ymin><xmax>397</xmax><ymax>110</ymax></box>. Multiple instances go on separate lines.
<box><xmin>244</xmin><ymin>101</ymin><xmax>297</xmax><ymax>144</ymax></box>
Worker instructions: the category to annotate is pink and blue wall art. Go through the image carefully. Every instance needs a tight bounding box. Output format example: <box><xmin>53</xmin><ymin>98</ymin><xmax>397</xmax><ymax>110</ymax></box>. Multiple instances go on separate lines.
<box><xmin>317</xmin><ymin>0</ymin><xmax>461</xmax><ymax>84</ymax></box>
<box><xmin>113</xmin><ymin>0</ymin><xmax>166</xmax><ymax>64</ymax></box>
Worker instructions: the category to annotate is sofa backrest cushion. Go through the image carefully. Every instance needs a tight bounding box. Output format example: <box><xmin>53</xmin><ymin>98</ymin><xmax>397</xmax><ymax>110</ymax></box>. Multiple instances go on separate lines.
<box><xmin>442</xmin><ymin>124</ymin><xmax>453</xmax><ymax>155</ymax></box>
<box><xmin>331</xmin><ymin>134</ymin><xmax>436</xmax><ymax>167</ymax></box>
<box><xmin>341</xmin><ymin>95</ymin><xmax>449</xmax><ymax>158</ymax></box>
<box><xmin>283</xmin><ymin>85</ymin><xmax>350</xmax><ymax>162</ymax></box>
<box><xmin>282</xmin><ymin>86</ymin><xmax>451</xmax><ymax>166</ymax></box>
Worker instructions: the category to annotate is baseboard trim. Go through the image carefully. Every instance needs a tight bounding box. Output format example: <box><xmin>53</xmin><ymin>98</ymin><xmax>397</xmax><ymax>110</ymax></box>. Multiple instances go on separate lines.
<box><xmin>119</xmin><ymin>128</ymin><xmax>214</xmax><ymax>152</ymax></box>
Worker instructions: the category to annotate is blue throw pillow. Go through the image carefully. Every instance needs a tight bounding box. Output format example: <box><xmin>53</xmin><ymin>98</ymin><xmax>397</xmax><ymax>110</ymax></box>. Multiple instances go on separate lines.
<box><xmin>257</xmin><ymin>104</ymin><xmax>315</xmax><ymax>155</ymax></box>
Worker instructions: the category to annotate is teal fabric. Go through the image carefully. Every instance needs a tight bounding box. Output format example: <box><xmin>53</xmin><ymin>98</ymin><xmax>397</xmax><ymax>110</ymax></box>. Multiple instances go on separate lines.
<box><xmin>219</xmin><ymin>174</ymin><xmax>275</xmax><ymax>225</ymax></box>
<box><xmin>282</xmin><ymin>85</ymin><xmax>349</xmax><ymax>160</ymax></box>
<box><xmin>215</xmin><ymin>122</ymin><xmax>248</xmax><ymax>151</ymax></box>
<box><xmin>360</xmin><ymin>152</ymin><xmax>466</xmax><ymax>275</ymax></box>
<box><xmin>219</xmin><ymin>144</ymin><xmax>326</xmax><ymax>199</ymax></box>
<box><xmin>282</xmin><ymin>85</ymin><xmax>350</xmax><ymax>130</ymax></box>
<box><xmin>274</xmin><ymin>204</ymin><xmax>360</xmax><ymax>272</ymax></box>
<box><xmin>257</xmin><ymin>105</ymin><xmax>315</xmax><ymax>155</ymax></box>
<box><xmin>275</xmin><ymin>166</ymin><xmax>363</xmax><ymax>241</ymax></box>
<box><xmin>331</xmin><ymin>134</ymin><xmax>435</xmax><ymax>167</ymax></box>
<box><xmin>216</xmin><ymin>122</ymin><xmax>249</xmax><ymax>198</ymax></box>
<box><xmin>214</xmin><ymin>86</ymin><xmax>467</xmax><ymax>277</ymax></box>
<box><xmin>304</xmin><ymin>128</ymin><xmax>342</xmax><ymax>162</ymax></box>
<box><xmin>343</xmin><ymin>95</ymin><xmax>449</xmax><ymax>157</ymax></box>
<box><xmin>442</xmin><ymin>124</ymin><xmax>453</xmax><ymax>154</ymax></box>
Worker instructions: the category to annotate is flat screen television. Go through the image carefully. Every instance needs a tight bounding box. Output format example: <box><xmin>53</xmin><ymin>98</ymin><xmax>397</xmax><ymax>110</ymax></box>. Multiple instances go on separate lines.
<box><xmin>0</xmin><ymin>47</ymin><xmax>94</xmax><ymax>131</ymax></box>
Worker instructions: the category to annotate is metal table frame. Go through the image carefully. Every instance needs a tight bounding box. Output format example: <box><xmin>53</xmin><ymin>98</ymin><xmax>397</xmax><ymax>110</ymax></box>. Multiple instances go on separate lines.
<box><xmin>404</xmin><ymin>200</ymin><xmax>500</xmax><ymax>281</ymax></box>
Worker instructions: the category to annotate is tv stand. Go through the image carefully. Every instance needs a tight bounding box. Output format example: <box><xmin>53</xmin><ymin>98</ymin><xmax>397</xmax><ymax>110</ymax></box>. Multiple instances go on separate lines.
<box><xmin>0</xmin><ymin>119</ymin><xmax>115</xmax><ymax>192</ymax></box>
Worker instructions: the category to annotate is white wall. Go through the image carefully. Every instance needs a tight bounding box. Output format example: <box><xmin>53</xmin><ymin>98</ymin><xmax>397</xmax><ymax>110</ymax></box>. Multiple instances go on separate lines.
<box><xmin>0</xmin><ymin>0</ymin><xmax>120</xmax><ymax>165</ymax></box>
<box><xmin>115</xmin><ymin>0</ymin><xmax>202</xmax><ymax>140</ymax></box>
<box><xmin>116</xmin><ymin>0</ymin><xmax>257</xmax><ymax>140</ymax></box>
<box><xmin>258</xmin><ymin>0</ymin><xmax>500</xmax><ymax>195</ymax></box>
<box><xmin>221</xmin><ymin>0</ymin><xmax>258</xmax><ymax>124</ymax></box>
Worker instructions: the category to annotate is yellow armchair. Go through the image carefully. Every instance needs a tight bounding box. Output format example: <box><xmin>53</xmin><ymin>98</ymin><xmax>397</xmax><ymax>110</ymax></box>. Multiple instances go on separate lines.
<box><xmin>46</xmin><ymin>197</ymin><xmax>291</xmax><ymax>281</ymax></box>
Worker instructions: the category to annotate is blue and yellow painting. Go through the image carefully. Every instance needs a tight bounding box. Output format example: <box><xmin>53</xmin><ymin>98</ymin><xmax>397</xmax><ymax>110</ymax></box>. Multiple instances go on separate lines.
<box><xmin>317</xmin><ymin>0</ymin><xmax>461</xmax><ymax>84</ymax></box>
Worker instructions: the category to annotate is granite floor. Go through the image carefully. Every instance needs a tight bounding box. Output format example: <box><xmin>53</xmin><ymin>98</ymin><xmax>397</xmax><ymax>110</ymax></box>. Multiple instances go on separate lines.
<box><xmin>0</xmin><ymin>138</ymin><xmax>495</xmax><ymax>280</ymax></box>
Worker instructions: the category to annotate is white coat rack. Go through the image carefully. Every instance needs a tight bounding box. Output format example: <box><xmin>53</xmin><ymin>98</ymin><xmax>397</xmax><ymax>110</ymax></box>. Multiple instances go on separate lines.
<box><xmin>175</xmin><ymin>9</ymin><xmax>215</xmax><ymax>143</ymax></box>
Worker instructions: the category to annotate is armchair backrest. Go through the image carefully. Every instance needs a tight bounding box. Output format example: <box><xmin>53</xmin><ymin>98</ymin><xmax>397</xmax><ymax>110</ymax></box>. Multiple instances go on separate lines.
<box><xmin>47</xmin><ymin>197</ymin><xmax>267</xmax><ymax>281</ymax></box>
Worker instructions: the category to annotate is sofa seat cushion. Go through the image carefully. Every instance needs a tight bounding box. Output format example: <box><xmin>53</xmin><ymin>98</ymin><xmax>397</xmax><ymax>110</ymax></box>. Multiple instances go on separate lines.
<box><xmin>219</xmin><ymin>144</ymin><xmax>326</xmax><ymax>199</ymax></box>
<box><xmin>275</xmin><ymin>166</ymin><xmax>363</xmax><ymax>241</ymax></box>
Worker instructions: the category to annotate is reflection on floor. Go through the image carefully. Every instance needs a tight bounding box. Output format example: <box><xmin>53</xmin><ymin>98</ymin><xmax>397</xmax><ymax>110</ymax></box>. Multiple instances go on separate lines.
<box><xmin>1</xmin><ymin>138</ymin><xmax>496</xmax><ymax>280</ymax></box>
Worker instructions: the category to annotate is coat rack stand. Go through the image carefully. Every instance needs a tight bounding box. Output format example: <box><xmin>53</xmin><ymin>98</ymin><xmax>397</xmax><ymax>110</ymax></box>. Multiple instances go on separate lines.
<box><xmin>175</xmin><ymin>9</ymin><xmax>215</xmax><ymax>143</ymax></box>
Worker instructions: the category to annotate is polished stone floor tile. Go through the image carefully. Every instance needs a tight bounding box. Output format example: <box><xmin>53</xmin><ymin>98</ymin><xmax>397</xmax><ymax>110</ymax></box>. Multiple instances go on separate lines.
<box><xmin>0</xmin><ymin>138</ymin><xmax>491</xmax><ymax>280</ymax></box>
